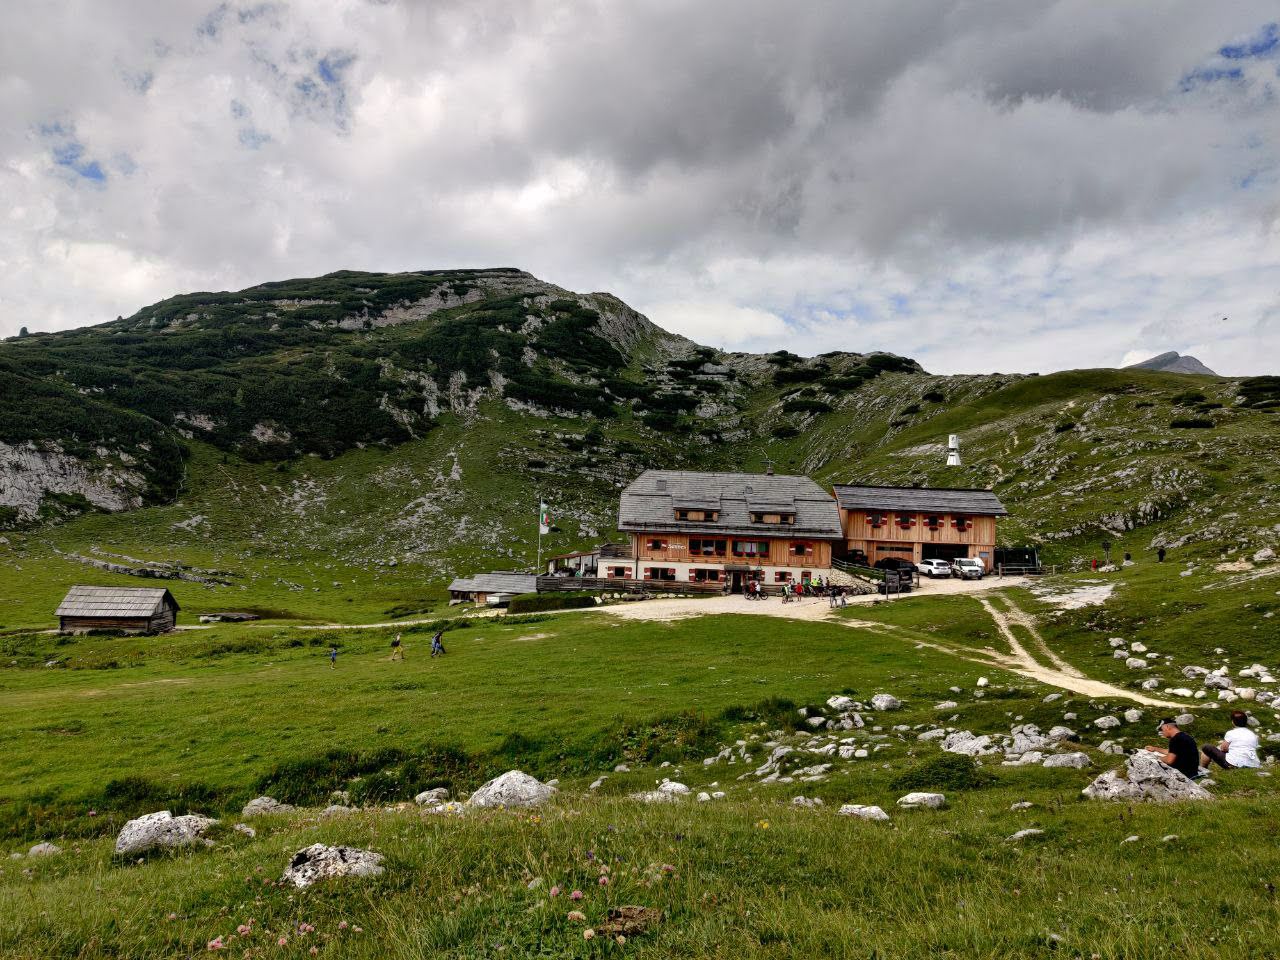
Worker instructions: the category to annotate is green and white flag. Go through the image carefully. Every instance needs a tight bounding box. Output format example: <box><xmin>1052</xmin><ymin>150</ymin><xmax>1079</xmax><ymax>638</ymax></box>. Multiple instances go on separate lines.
<box><xmin>539</xmin><ymin>502</ymin><xmax>551</xmax><ymax>535</ymax></box>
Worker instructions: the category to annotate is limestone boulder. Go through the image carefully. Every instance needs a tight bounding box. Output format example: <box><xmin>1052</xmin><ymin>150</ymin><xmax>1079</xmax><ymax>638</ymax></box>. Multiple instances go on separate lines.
<box><xmin>1042</xmin><ymin>752</ymin><xmax>1091</xmax><ymax>769</ymax></box>
<box><xmin>467</xmin><ymin>770</ymin><xmax>557</xmax><ymax>809</ymax></box>
<box><xmin>838</xmin><ymin>804</ymin><xmax>890</xmax><ymax>822</ymax></box>
<box><xmin>897</xmin><ymin>792</ymin><xmax>946</xmax><ymax>810</ymax></box>
<box><xmin>114</xmin><ymin>811</ymin><xmax>218</xmax><ymax>858</ymax></box>
<box><xmin>870</xmin><ymin>694</ymin><xmax>902</xmax><ymax>711</ymax></box>
<box><xmin>242</xmin><ymin>796</ymin><xmax>294</xmax><ymax>818</ymax></box>
<box><xmin>281</xmin><ymin>844</ymin><xmax>385</xmax><ymax>888</ymax></box>
<box><xmin>1082</xmin><ymin>752</ymin><xmax>1213</xmax><ymax>802</ymax></box>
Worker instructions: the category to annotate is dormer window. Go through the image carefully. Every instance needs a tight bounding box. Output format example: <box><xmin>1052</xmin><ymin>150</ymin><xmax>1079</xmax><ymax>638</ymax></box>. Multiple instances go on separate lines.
<box><xmin>750</xmin><ymin>511</ymin><xmax>796</xmax><ymax>525</ymax></box>
<box><xmin>675</xmin><ymin>508</ymin><xmax>719</xmax><ymax>522</ymax></box>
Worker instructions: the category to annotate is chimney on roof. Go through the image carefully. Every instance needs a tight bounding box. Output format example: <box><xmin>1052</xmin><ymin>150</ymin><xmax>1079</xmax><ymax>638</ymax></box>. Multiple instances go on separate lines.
<box><xmin>946</xmin><ymin>434</ymin><xmax>961</xmax><ymax>467</ymax></box>
<box><xmin>763</xmin><ymin>455</ymin><xmax>775</xmax><ymax>476</ymax></box>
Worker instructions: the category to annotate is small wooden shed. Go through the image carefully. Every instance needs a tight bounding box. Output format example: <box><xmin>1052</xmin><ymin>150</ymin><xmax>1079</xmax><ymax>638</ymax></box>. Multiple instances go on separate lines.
<box><xmin>55</xmin><ymin>586</ymin><xmax>179</xmax><ymax>634</ymax></box>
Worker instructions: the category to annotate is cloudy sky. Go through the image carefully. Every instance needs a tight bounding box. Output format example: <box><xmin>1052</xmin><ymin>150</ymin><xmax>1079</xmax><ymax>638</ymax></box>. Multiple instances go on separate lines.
<box><xmin>3</xmin><ymin>2</ymin><xmax>1279</xmax><ymax>374</ymax></box>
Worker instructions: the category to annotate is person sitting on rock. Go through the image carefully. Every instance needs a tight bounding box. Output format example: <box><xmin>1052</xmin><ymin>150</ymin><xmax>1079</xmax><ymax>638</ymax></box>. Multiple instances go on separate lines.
<box><xmin>1202</xmin><ymin>710</ymin><xmax>1260</xmax><ymax>770</ymax></box>
<box><xmin>1144</xmin><ymin>718</ymin><xmax>1201</xmax><ymax>779</ymax></box>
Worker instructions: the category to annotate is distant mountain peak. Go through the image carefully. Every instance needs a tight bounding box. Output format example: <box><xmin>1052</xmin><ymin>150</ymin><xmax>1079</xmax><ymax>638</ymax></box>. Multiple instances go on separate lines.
<box><xmin>1125</xmin><ymin>351</ymin><xmax>1217</xmax><ymax>376</ymax></box>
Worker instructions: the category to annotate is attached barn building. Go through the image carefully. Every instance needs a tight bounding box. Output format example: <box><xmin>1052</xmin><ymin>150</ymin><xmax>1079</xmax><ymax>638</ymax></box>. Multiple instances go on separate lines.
<box><xmin>56</xmin><ymin>586</ymin><xmax>179</xmax><ymax>634</ymax></box>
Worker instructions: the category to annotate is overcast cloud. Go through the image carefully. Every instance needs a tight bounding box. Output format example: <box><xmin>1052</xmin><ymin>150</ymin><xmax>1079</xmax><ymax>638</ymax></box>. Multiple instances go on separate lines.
<box><xmin>2</xmin><ymin>1</ymin><xmax>1278</xmax><ymax>374</ymax></box>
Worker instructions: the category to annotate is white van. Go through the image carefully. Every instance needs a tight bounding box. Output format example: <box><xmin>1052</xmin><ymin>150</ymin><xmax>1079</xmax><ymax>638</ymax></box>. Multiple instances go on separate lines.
<box><xmin>951</xmin><ymin>558</ymin><xmax>985</xmax><ymax>580</ymax></box>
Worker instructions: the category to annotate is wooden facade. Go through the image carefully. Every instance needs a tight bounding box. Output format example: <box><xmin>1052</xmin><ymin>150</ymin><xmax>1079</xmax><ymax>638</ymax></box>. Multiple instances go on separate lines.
<box><xmin>632</xmin><ymin>534</ymin><xmax>833</xmax><ymax>570</ymax></box>
<box><xmin>55</xmin><ymin>586</ymin><xmax>179</xmax><ymax>634</ymax></box>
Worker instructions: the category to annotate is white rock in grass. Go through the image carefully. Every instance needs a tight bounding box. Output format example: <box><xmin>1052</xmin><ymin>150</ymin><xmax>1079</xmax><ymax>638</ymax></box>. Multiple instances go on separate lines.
<box><xmin>657</xmin><ymin>781</ymin><xmax>690</xmax><ymax>796</ymax></box>
<box><xmin>826</xmin><ymin>695</ymin><xmax>856</xmax><ymax>711</ymax></box>
<box><xmin>1082</xmin><ymin>753</ymin><xmax>1213</xmax><ymax>802</ymax></box>
<box><xmin>233</xmin><ymin>824</ymin><xmax>256</xmax><ymax>838</ymax></box>
<box><xmin>114</xmin><ymin>811</ymin><xmax>218</xmax><ymax>857</ymax></box>
<box><xmin>320</xmin><ymin>804</ymin><xmax>354</xmax><ymax>817</ymax></box>
<box><xmin>281</xmin><ymin>844</ymin><xmax>384</xmax><ymax>888</ymax></box>
<box><xmin>1006</xmin><ymin>829</ymin><xmax>1044</xmax><ymax>842</ymax></box>
<box><xmin>1010</xmin><ymin>801</ymin><xmax>1034</xmax><ymax>811</ymax></box>
<box><xmin>1047</xmin><ymin>726</ymin><xmax>1077</xmax><ymax>742</ymax></box>
<box><xmin>897</xmin><ymin>792</ymin><xmax>946</xmax><ymax>810</ymax></box>
<box><xmin>1042</xmin><ymin>752</ymin><xmax>1091</xmax><ymax>769</ymax></box>
<box><xmin>1123</xmin><ymin>709</ymin><xmax>1144</xmax><ymax>724</ymax></box>
<box><xmin>242</xmin><ymin>796</ymin><xmax>294</xmax><ymax>818</ymax></box>
<box><xmin>934</xmin><ymin>700</ymin><xmax>958</xmax><ymax>710</ymax></box>
<box><xmin>838</xmin><ymin>804</ymin><xmax>890</xmax><ymax>822</ymax></box>
<box><xmin>792</xmin><ymin>796</ymin><xmax>823</xmax><ymax>808</ymax></box>
<box><xmin>1108</xmin><ymin>637</ymin><xmax>1127</xmax><ymax>648</ymax></box>
<box><xmin>1043</xmin><ymin>693</ymin><xmax>1062</xmax><ymax>703</ymax></box>
<box><xmin>467</xmin><ymin>771</ymin><xmax>557</xmax><ymax>809</ymax></box>
<box><xmin>870</xmin><ymin>694</ymin><xmax>902</xmax><ymax>711</ymax></box>
<box><xmin>1126</xmin><ymin>658</ymin><xmax>1150</xmax><ymax>670</ymax></box>
<box><xmin>1094</xmin><ymin>716</ymin><xmax>1120</xmax><ymax>730</ymax></box>
<box><xmin>976</xmin><ymin>677</ymin><xmax>989</xmax><ymax>688</ymax></box>
<box><xmin>696</xmin><ymin>792</ymin><xmax>711</xmax><ymax>802</ymax></box>
<box><xmin>414</xmin><ymin>788</ymin><xmax>450</xmax><ymax>806</ymax></box>
<box><xmin>1140</xmin><ymin>679</ymin><xmax>1161</xmax><ymax>690</ymax></box>
<box><xmin>942</xmin><ymin>731</ymin><xmax>1001</xmax><ymax>756</ymax></box>
<box><xmin>27</xmin><ymin>842</ymin><xmax>61</xmax><ymax>857</ymax></box>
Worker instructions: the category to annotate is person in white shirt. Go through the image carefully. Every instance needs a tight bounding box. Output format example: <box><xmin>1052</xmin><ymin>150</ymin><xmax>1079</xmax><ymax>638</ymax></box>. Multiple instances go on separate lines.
<box><xmin>1202</xmin><ymin>710</ymin><xmax>1261</xmax><ymax>770</ymax></box>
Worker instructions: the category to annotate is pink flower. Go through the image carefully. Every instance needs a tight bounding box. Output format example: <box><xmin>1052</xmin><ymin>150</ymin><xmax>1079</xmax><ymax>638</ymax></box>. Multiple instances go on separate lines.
<box><xmin>598</xmin><ymin>876</ymin><xmax>609</xmax><ymax>886</ymax></box>
<box><xmin>338</xmin><ymin>921</ymin><xmax>348</xmax><ymax>930</ymax></box>
<box><xmin>277</xmin><ymin>937</ymin><xmax>288</xmax><ymax>947</ymax></box>
<box><xmin>567</xmin><ymin>910</ymin><xmax>586</xmax><ymax>923</ymax></box>
<box><xmin>167</xmin><ymin>913</ymin><xmax>178</xmax><ymax>921</ymax></box>
<box><xmin>549</xmin><ymin>886</ymin><xmax>561</xmax><ymax>897</ymax></box>
<box><xmin>236</xmin><ymin>925</ymin><xmax>251</xmax><ymax>936</ymax></box>
<box><xmin>207</xmin><ymin>937</ymin><xmax>224</xmax><ymax>950</ymax></box>
<box><xmin>352</xmin><ymin>927</ymin><xmax>363</xmax><ymax>934</ymax></box>
<box><xmin>583</xmin><ymin>929</ymin><xmax>596</xmax><ymax>941</ymax></box>
<box><xmin>570</xmin><ymin>890</ymin><xmax>583</xmax><ymax>901</ymax></box>
<box><xmin>309</xmin><ymin>948</ymin><xmax>319</xmax><ymax>956</ymax></box>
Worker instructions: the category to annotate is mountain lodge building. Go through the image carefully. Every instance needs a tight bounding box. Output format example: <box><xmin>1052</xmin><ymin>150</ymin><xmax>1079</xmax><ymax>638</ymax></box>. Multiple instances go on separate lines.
<box><xmin>615</xmin><ymin>470</ymin><xmax>846</xmax><ymax>591</ymax></box>
<box><xmin>831</xmin><ymin>484</ymin><xmax>1007</xmax><ymax>571</ymax></box>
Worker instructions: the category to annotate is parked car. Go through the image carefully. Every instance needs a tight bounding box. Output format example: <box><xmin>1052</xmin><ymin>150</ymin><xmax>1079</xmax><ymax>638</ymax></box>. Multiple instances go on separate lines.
<box><xmin>918</xmin><ymin>558</ymin><xmax>952</xmax><ymax>578</ymax></box>
<box><xmin>874</xmin><ymin>557</ymin><xmax>917</xmax><ymax>575</ymax></box>
<box><xmin>951</xmin><ymin>558</ymin><xmax>985</xmax><ymax>580</ymax></box>
<box><xmin>845</xmin><ymin>549</ymin><xmax>869</xmax><ymax>567</ymax></box>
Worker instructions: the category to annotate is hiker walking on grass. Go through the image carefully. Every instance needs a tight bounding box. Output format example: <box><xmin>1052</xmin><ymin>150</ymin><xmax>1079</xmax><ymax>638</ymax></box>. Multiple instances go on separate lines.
<box><xmin>1144</xmin><ymin>718</ymin><xmax>1200</xmax><ymax>779</ymax></box>
<box><xmin>430</xmin><ymin>631</ymin><xmax>446</xmax><ymax>658</ymax></box>
<box><xmin>390</xmin><ymin>633</ymin><xmax>404</xmax><ymax>661</ymax></box>
<box><xmin>1202</xmin><ymin>710</ymin><xmax>1260</xmax><ymax>770</ymax></box>
<box><xmin>329</xmin><ymin>646</ymin><xmax>337</xmax><ymax>669</ymax></box>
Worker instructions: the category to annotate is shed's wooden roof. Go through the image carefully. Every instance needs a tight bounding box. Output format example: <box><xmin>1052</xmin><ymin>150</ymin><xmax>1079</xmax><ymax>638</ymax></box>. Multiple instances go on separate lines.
<box><xmin>447</xmin><ymin>572</ymin><xmax>538</xmax><ymax>594</ymax></box>
<box><xmin>55</xmin><ymin>585</ymin><xmax>178</xmax><ymax>618</ymax></box>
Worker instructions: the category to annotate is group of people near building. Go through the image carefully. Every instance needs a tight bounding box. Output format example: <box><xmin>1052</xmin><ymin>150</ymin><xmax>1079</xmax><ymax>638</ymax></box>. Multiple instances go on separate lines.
<box><xmin>1147</xmin><ymin>711</ymin><xmax>1260</xmax><ymax>776</ymax></box>
<box><xmin>735</xmin><ymin>577</ymin><xmax>850</xmax><ymax>606</ymax></box>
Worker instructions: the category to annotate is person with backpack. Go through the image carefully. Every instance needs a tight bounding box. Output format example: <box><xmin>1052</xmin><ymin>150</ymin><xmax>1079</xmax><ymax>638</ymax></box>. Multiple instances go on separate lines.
<box><xmin>430</xmin><ymin>631</ymin><xmax>446</xmax><ymax>658</ymax></box>
<box><xmin>390</xmin><ymin>633</ymin><xmax>404</xmax><ymax>661</ymax></box>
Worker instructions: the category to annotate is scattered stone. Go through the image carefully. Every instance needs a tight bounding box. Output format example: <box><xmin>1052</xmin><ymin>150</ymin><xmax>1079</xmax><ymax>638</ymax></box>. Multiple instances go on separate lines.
<box><xmin>27</xmin><ymin>842</ymin><xmax>61</xmax><ymax>857</ymax></box>
<box><xmin>792</xmin><ymin>795</ymin><xmax>823</xmax><ymax>808</ymax></box>
<box><xmin>114</xmin><ymin>811</ymin><xmax>219</xmax><ymax>858</ymax></box>
<box><xmin>976</xmin><ymin>677</ymin><xmax>989</xmax><ymax>688</ymax></box>
<box><xmin>1006</xmin><ymin>829</ymin><xmax>1044</xmax><ymax>842</ymax></box>
<box><xmin>658</xmin><ymin>781</ymin><xmax>690</xmax><ymax>796</ymax></box>
<box><xmin>826</xmin><ymin>695</ymin><xmax>856</xmax><ymax>711</ymax></box>
<box><xmin>934</xmin><ymin>700</ymin><xmax>958</xmax><ymax>710</ymax></box>
<box><xmin>1162</xmin><ymin>835</ymin><xmax>1179</xmax><ymax>843</ymax></box>
<box><xmin>1254</xmin><ymin>548</ymin><xmax>1276</xmax><ymax>563</ymax></box>
<box><xmin>870</xmin><ymin>694</ymin><xmax>902</xmax><ymax>711</ymax></box>
<box><xmin>242</xmin><ymin>796</ymin><xmax>294</xmax><ymax>818</ymax></box>
<box><xmin>1094</xmin><ymin>716</ymin><xmax>1120</xmax><ymax>730</ymax></box>
<box><xmin>1047</xmin><ymin>725</ymin><xmax>1077</xmax><ymax>742</ymax></box>
<box><xmin>1204</xmin><ymin>674</ymin><xmax>1234</xmax><ymax>691</ymax></box>
<box><xmin>1082</xmin><ymin>753</ymin><xmax>1214</xmax><ymax>802</ymax></box>
<box><xmin>1010</xmin><ymin>801</ymin><xmax>1034</xmax><ymax>811</ymax></box>
<box><xmin>467</xmin><ymin>771</ymin><xmax>557</xmax><ymax>809</ymax></box>
<box><xmin>614</xmin><ymin>764</ymin><xmax>630</xmax><ymax>773</ymax></box>
<box><xmin>320</xmin><ymin>805</ymin><xmax>354</xmax><ymax>817</ymax></box>
<box><xmin>233</xmin><ymin>823</ymin><xmax>256</xmax><ymax>839</ymax></box>
<box><xmin>1126</xmin><ymin>658</ymin><xmax>1149</xmax><ymax>670</ymax></box>
<box><xmin>281</xmin><ymin>844</ymin><xmax>385</xmax><ymax>888</ymax></box>
<box><xmin>1123</xmin><ymin>708</ymin><xmax>1144</xmax><ymax>724</ymax></box>
<box><xmin>838</xmin><ymin>804</ymin><xmax>891</xmax><ymax>822</ymax></box>
<box><xmin>941</xmin><ymin>731</ymin><xmax>1001</xmax><ymax>756</ymax></box>
<box><xmin>1108</xmin><ymin>637</ymin><xmax>1127</xmax><ymax>648</ymax></box>
<box><xmin>589</xmin><ymin>777</ymin><xmax>607</xmax><ymax>791</ymax></box>
<box><xmin>1042</xmin><ymin>752</ymin><xmax>1091</xmax><ymax>769</ymax></box>
<box><xmin>696</xmin><ymin>792</ymin><xmax>711</xmax><ymax>802</ymax></box>
<box><xmin>597</xmin><ymin>905</ymin><xmax>661</xmax><ymax>938</ymax></box>
<box><xmin>1043</xmin><ymin>693</ymin><xmax>1062</xmax><ymax>703</ymax></box>
<box><xmin>1175</xmin><ymin>713</ymin><xmax>1196</xmax><ymax>726</ymax></box>
<box><xmin>1140</xmin><ymin>679</ymin><xmax>1161</xmax><ymax>690</ymax></box>
<box><xmin>414</xmin><ymin>788</ymin><xmax>450</xmax><ymax>806</ymax></box>
<box><xmin>897</xmin><ymin>792</ymin><xmax>946</xmax><ymax>810</ymax></box>
<box><xmin>1122</xmin><ymin>835</ymin><xmax>1141</xmax><ymax>844</ymax></box>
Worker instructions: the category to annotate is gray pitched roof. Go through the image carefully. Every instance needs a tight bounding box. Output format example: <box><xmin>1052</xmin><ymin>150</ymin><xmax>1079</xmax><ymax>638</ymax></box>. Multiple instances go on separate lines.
<box><xmin>55</xmin><ymin>585</ymin><xmax>177</xmax><ymax>618</ymax></box>
<box><xmin>448</xmin><ymin>572</ymin><xmax>538</xmax><ymax>594</ymax></box>
<box><xmin>831</xmin><ymin>485</ymin><xmax>1007</xmax><ymax>516</ymax></box>
<box><xmin>619</xmin><ymin>470</ymin><xmax>844</xmax><ymax>539</ymax></box>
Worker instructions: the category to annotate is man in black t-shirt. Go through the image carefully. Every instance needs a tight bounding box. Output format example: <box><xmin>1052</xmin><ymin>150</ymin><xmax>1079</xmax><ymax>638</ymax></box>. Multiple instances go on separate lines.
<box><xmin>1144</xmin><ymin>718</ymin><xmax>1200</xmax><ymax>779</ymax></box>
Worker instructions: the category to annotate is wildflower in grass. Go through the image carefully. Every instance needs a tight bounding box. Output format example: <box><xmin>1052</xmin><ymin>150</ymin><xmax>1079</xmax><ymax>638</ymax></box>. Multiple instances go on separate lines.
<box><xmin>352</xmin><ymin>927</ymin><xmax>363</xmax><ymax>934</ymax></box>
<box><xmin>207</xmin><ymin>936</ymin><xmax>225</xmax><ymax>950</ymax></box>
<box><xmin>309</xmin><ymin>948</ymin><xmax>319</xmax><ymax>956</ymax></box>
<box><xmin>570</xmin><ymin>890</ymin><xmax>583</xmax><ymax>901</ymax></box>
<box><xmin>598</xmin><ymin>876</ymin><xmax>609</xmax><ymax>886</ymax></box>
<box><xmin>567</xmin><ymin>910</ymin><xmax>586</xmax><ymax>923</ymax></box>
<box><xmin>338</xmin><ymin>921</ymin><xmax>348</xmax><ymax>930</ymax></box>
<box><xmin>236</xmin><ymin>924</ymin><xmax>251</xmax><ymax>935</ymax></box>
<box><xmin>168</xmin><ymin>913</ymin><xmax>178</xmax><ymax>921</ymax></box>
<box><xmin>549</xmin><ymin>885</ymin><xmax>561</xmax><ymax>898</ymax></box>
<box><xmin>586</xmin><ymin>850</ymin><xmax>595</xmax><ymax>860</ymax></box>
<box><xmin>277</xmin><ymin>937</ymin><xmax>288</xmax><ymax>947</ymax></box>
<box><xmin>616</xmin><ymin>935</ymin><xmax>627</xmax><ymax>945</ymax></box>
<box><xmin>756</xmin><ymin>820</ymin><xmax>770</xmax><ymax>830</ymax></box>
<box><xmin>583</xmin><ymin>929</ymin><xmax>596</xmax><ymax>941</ymax></box>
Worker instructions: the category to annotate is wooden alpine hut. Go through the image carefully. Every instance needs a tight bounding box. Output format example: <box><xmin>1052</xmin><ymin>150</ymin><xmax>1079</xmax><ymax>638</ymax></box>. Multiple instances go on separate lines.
<box><xmin>55</xmin><ymin>585</ymin><xmax>180</xmax><ymax>634</ymax></box>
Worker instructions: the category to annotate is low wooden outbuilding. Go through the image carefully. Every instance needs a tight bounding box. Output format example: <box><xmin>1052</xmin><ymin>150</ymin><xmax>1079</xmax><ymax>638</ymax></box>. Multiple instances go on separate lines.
<box><xmin>55</xmin><ymin>585</ymin><xmax>179</xmax><ymax>634</ymax></box>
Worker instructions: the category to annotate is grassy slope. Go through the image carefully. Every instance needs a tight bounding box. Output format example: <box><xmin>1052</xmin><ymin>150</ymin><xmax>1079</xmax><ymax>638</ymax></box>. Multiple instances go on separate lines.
<box><xmin>3</xmin><ymin>564</ymin><xmax>1280</xmax><ymax>957</ymax></box>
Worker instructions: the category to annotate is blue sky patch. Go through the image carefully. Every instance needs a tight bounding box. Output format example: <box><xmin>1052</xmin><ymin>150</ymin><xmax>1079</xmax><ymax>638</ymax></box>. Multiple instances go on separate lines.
<box><xmin>52</xmin><ymin>142</ymin><xmax>106</xmax><ymax>182</ymax></box>
<box><xmin>1220</xmin><ymin>22</ymin><xmax>1279</xmax><ymax>60</ymax></box>
<box><xmin>1179</xmin><ymin>65</ymin><xmax>1244</xmax><ymax>93</ymax></box>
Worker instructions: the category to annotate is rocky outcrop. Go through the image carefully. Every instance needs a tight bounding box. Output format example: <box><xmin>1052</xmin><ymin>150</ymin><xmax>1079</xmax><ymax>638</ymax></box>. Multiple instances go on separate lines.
<box><xmin>0</xmin><ymin>441</ymin><xmax>146</xmax><ymax>522</ymax></box>
<box><xmin>1082</xmin><ymin>753</ymin><xmax>1213</xmax><ymax>802</ymax></box>
<box><xmin>467</xmin><ymin>770</ymin><xmax>557</xmax><ymax>809</ymax></box>
<box><xmin>114</xmin><ymin>811</ymin><xmax>218</xmax><ymax>857</ymax></box>
<box><xmin>838</xmin><ymin>804</ymin><xmax>890</xmax><ymax>822</ymax></box>
<box><xmin>281</xmin><ymin>844</ymin><xmax>385</xmax><ymax>888</ymax></box>
<box><xmin>242</xmin><ymin>796</ymin><xmax>294</xmax><ymax>818</ymax></box>
<box><xmin>897</xmin><ymin>792</ymin><xmax>946</xmax><ymax>810</ymax></box>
